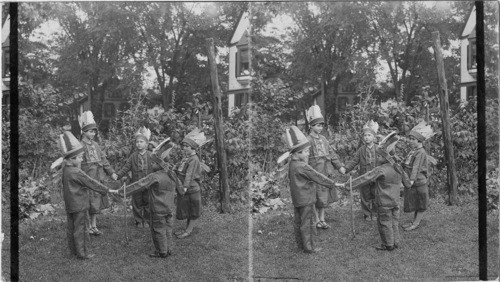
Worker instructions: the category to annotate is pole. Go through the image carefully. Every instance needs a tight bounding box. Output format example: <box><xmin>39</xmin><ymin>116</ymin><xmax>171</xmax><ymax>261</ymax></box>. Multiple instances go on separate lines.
<box><xmin>206</xmin><ymin>38</ymin><xmax>231</xmax><ymax>213</ymax></box>
<box><xmin>431</xmin><ymin>31</ymin><xmax>459</xmax><ymax>205</ymax></box>
<box><xmin>349</xmin><ymin>175</ymin><xmax>355</xmax><ymax>238</ymax></box>
<box><xmin>122</xmin><ymin>182</ymin><xmax>129</xmax><ymax>244</ymax></box>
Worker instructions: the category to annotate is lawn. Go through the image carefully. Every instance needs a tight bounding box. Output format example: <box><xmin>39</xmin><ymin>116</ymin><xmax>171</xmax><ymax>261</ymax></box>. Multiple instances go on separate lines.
<box><xmin>15</xmin><ymin>202</ymin><xmax>249</xmax><ymax>281</ymax></box>
<box><xmin>4</xmin><ymin>188</ymin><xmax>499</xmax><ymax>281</ymax></box>
<box><xmin>252</xmin><ymin>191</ymin><xmax>499</xmax><ymax>281</ymax></box>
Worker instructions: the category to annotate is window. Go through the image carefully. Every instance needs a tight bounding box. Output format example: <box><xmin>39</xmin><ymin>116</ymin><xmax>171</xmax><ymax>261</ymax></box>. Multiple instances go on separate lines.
<box><xmin>108</xmin><ymin>89</ymin><xmax>122</xmax><ymax>99</ymax></box>
<box><xmin>235</xmin><ymin>47</ymin><xmax>250</xmax><ymax>77</ymax></box>
<box><xmin>466</xmin><ymin>85</ymin><xmax>477</xmax><ymax>101</ymax></box>
<box><xmin>340</xmin><ymin>83</ymin><xmax>355</xmax><ymax>93</ymax></box>
<box><xmin>103</xmin><ymin>103</ymin><xmax>115</xmax><ymax>118</ymax></box>
<box><xmin>235</xmin><ymin>31</ymin><xmax>250</xmax><ymax>77</ymax></box>
<box><xmin>235</xmin><ymin>92</ymin><xmax>249</xmax><ymax>108</ymax></box>
<box><xmin>2</xmin><ymin>47</ymin><xmax>9</xmax><ymax>78</ymax></box>
<box><xmin>338</xmin><ymin>97</ymin><xmax>349</xmax><ymax>112</ymax></box>
<box><xmin>467</xmin><ymin>31</ymin><xmax>477</xmax><ymax>70</ymax></box>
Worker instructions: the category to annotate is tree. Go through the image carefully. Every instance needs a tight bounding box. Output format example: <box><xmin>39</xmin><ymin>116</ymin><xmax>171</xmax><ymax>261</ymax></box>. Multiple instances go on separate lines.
<box><xmin>52</xmin><ymin>2</ymin><xmax>143</xmax><ymax>128</ymax></box>
<box><xmin>276</xmin><ymin>2</ymin><xmax>374</xmax><ymax>121</ymax></box>
<box><xmin>363</xmin><ymin>2</ymin><xmax>460</xmax><ymax>104</ymax></box>
<box><xmin>125</xmin><ymin>2</ymin><xmax>236</xmax><ymax>110</ymax></box>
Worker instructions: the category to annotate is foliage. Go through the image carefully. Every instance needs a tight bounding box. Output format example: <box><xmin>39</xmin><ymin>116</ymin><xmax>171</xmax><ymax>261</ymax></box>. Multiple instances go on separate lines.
<box><xmin>363</xmin><ymin>2</ymin><xmax>461</xmax><ymax>103</ymax></box>
<box><xmin>19</xmin><ymin>176</ymin><xmax>55</xmax><ymax>220</ymax></box>
<box><xmin>334</xmin><ymin>91</ymin><xmax>498</xmax><ymax>208</ymax></box>
<box><xmin>18</xmin><ymin>80</ymin><xmax>70</xmax><ymax>180</ymax></box>
<box><xmin>250</xmin><ymin>171</ymin><xmax>285</xmax><ymax>214</ymax></box>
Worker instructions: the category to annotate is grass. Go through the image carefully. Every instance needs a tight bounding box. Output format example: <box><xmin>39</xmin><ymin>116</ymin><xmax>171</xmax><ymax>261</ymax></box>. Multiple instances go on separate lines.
<box><xmin>252</xmin><ymin>189</ymin><xmax>500</xmax><ymax>281</ymax></box>
<box><xmin>4</xmin><ymin>186</ymin><xmax>499</xmax><ymax>281</ymax></box>
<box><xmin>15</xmin><ymin>202</ymin><xmax>249</xmax><ymax>281</ymax></box>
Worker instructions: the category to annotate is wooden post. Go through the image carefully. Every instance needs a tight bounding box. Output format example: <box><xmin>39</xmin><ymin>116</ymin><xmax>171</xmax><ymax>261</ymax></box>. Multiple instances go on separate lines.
<box><xmin>431</xmin><ymin>31</ymin><xmax>458</xmax><ymax>205</ymax></box>
<box><xmin>206</xmin><ymin>38</ymin><xmax>231</xmax><ymax>213</ymax></box>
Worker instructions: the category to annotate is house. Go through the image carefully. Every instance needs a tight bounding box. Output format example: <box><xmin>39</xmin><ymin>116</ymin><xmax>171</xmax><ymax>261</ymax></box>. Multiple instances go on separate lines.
<box><xmin>459</xmin><ymin>4</ymin><xmax>476</xmax><ymax>103</ymax></box>
<box><xmin>76</xmin><ymin>84</ymin><xmax>129</xmax><ymax>132</ymax></box>
<box><xmin>227</xmin><ymin>11</ymin><xmax>251</xmax><ymax>116</ymax></box>
<box><xmin>2</xmin><ymin>12</ymin><xmax>9</xmax><ymax>105</ymax></box>
<box><xmin>227</xmin><ymin>11</ymin><xmax>357</xmax><ymax>119</ymax></box>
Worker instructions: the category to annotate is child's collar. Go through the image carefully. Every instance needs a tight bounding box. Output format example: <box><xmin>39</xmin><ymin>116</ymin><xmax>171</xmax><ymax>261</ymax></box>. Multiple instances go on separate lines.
<box><xmin>138</xmin><ymin>149</ymin><xmax>147</xmax><ymax>155</ymax></box>
<box><xmin>366</xmin><ymin>143</ymin><xmax>374</xmax><ymax>148</ymax></box>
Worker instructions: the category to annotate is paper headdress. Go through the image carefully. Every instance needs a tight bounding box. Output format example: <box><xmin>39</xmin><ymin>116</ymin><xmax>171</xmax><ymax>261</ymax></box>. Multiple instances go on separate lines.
<box><xmin>306</xmin><ymin>105</ymin><xmax>324</xmax><ymax>126</ymax></box>
<box><xmin>182</xmin><ymin>128</ymin><xmax>208</xmax><ymax>149</ymax></box>
<box><xmin>58</xmin><ymin>131</ymin><xmax>84</xmax><ymax>159</ymax></box>
<box><xmin>363</xmin><ymin>120</ymin><xmax>379</xmax><ymax>136</ymax></box>
<box><xmin>409</xmin><ymin>121</ymin><xmax>434</xmax><ymax>142</ymax></box>
<box><xmin>78</xmin><ymin>111</ymin><xmax>97</xmax><ymax>132</ymax></box>
<box><xmin>135</xmin><ymin>126</ymin><xmax>151</xmax><ymax>142</ymax></box>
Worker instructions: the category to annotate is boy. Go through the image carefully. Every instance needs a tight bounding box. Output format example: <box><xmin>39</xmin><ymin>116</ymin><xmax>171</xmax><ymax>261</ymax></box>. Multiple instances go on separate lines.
<box><xmin>111</xmin><ymin>138</ymin><xmax>180</xmax><ymax>258</ymax></box>
<box><xmin>115</xmin><ymin>126</ymin><xmax>155</xmax><ymax>228</ymax></box>
<box><xmin>402</xmin><ymin>121</ymin><xmax>433</xmax><ymax>231</ymax></box>
<box><xmin>344</xmin><ymin>120</ymin><xmax>380</xmax><ymax>221</ymax></box>
<box><xmin>78</xmin><ymin>111</ymin><xmax>118</xmax><ymax>235</ymax></box>
<box><xmin>346</xmin><ymin>132</ymin><xmax>402</xmax><ymax>251</ymax></box>
<box><xmin>174</xmin><ymin>128</ymin><xmax>207</xmax><ymax>239</ymax></box>
<box><xmin>284</xmin><ymin>126</ymin><xmax>342</xmax><ymax>253</ymax></box>
<box><xmin>55</xmin><ymin>131</ymin><xmax>111</xmax><ymax>260</ymax></box>
<box><xmin>306</xmin><ymin>105</ymin><xmax>345</xmax><ymax>229</ymax></box>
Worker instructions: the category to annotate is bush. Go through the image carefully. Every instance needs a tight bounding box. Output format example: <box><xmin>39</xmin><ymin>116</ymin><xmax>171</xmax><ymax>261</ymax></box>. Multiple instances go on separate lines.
<box><xmin>19</xmin><ymin>176</ymin><xmax>55</xmax><ymax>220</ymax></box>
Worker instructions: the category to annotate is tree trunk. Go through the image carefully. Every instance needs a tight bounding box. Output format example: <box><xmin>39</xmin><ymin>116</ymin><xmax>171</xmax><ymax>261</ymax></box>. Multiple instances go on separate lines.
<box><xmin>431</xmin><ymin>31</ymin><xmax>458</xmax><ymax>205</ymax></box>
<box><xmin>206</xmin><ymin>38</ymin><xmax>231</xmax><ymax>213</ymax></box>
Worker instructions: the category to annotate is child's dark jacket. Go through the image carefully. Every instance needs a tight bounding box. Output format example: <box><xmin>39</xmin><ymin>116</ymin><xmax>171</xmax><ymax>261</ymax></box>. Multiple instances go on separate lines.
<box><xmin>120</xmin><ymin>169</ymin><xmax>176</xmax><ymax>215</ymax></box>
<box><xmin>306</xmin><ymin>134</ymin><xmax>343</xmax><ymax>175</ymax></box>
<box><xmin>350</xmin><ymin>163</ymin><xmax>401</xmax><ymax>208</ymax></box>
<box><xmin>404</xmin><ymin>147</ymin><xmax>428</xmax><ymax>186</ymax></box>
<box><xmin>116</xmin><ymin>151</ymin><xmax>155</xmax><ymax>182</ymax></box>
<box><xmin>80</xmin><ymin>140</ymin><xmax>115</xmax><ymax>181</ymax></box>
<box><xmin>288</xmin><ymin>159</ymin><xmax>336</xmax><ymax>207</ymax></box>
<box><xmin>62</xmin><ymin>164</ymin><xmax>109</xmax><ymax>213</ymax></box>
<box><xmin>176</xmin><ymin>154</ymin><xmax>202</xmax><ymax>194</ymax></box>
<box><xmin>344</xmin><ymin>144</ymin><xmax>379</xmax><ymax>175</ymax></box>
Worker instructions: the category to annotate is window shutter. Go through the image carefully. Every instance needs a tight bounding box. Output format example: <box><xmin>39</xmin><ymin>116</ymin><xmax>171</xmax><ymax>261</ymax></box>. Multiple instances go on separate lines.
<box><xmin>467</xmin><ymin>42</ymin><xmax>471</xmax><ymax>69</ymax></box>
<box><xmin>235</xmin><ymin>50</ymin><xmax>240</xmax><ymax>77</ymax></box>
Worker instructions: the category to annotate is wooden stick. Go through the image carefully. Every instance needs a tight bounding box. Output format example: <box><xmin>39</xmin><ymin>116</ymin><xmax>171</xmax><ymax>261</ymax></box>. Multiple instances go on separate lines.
<box><xmin>122</xmin><ymin>182</ymin><xmax>129</xmax><ymax>243</ymax></box>
<box><xmin>349</xmin><ymin>175</ymin><xmax>355</xmax><ymax>238</ymax></box>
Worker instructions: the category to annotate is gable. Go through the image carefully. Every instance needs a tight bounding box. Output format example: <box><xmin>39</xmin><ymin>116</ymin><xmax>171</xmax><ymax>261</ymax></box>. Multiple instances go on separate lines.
<box><xmin>230</xmin><ymin>11</ymin><xmax>250</xmax><ymax>46</ymax></box>
<box><xmin>460</xmin><ymin>5</ymin><xmax>476</xmax><ymax>39</ymax></box>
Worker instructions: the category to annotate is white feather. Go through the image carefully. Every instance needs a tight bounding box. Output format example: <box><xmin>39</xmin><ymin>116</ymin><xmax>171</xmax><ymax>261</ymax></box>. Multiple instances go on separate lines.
<box><xmin>50</xmin><ymin>157</ymin><xmax>64</xmax><ymax>170</ymax></box>
<box><xmin>277</xmin><ymin>151</ymin><xmax>290</xmax><ymax>164</ymax></box>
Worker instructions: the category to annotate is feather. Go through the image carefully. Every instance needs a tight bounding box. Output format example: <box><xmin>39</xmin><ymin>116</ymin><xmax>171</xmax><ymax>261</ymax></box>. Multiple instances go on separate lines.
<box><xmin>50</xmin><ymin>157</ymin><xmax>64</xmax><ymax>171</ymax></box>
<box><xmin>277</xmin><ymin>151</ymin><xmax>290</xmax><ymax>164</ymax></box>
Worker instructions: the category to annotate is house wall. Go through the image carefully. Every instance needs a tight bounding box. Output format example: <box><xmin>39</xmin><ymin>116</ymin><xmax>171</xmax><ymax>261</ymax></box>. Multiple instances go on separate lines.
<box><xmin>460</xmin><ymin>6</ymin><xmax>477</xmax><ymax>103</ymax></box>
<box><xmin>228</xmin><ymin>12</ymin><xmax>250</xmax><ymax>115</ymax></box>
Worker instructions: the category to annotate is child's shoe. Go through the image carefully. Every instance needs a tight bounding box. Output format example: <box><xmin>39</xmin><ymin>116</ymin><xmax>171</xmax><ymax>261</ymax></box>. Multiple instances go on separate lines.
<box><xmin>374</xmin><ymin>244</ymin><xmax>394</xmax><ymax>251</ymax></box>
<box><xmin>77</xmin><ymin>254</ymin><xmax>95</xmax><ymax>260</ymax></box>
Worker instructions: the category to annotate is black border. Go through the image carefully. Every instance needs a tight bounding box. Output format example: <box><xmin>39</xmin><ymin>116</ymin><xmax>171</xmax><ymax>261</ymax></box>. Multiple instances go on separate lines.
<box><xmin>9</xmin><ymin>2</ymin><xmax>19</xmax><ymax>281</ymax></box>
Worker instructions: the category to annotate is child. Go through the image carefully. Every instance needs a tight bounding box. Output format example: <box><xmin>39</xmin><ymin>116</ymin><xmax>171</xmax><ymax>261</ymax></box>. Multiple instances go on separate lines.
<box><xmin>111</xmin><ymin>138</ymin><xmax>181</xmax><ymax>258</ymax></box>
<box><xmin>344</xmin><ymin>120</ymin><xmax>380</xmax><ymax>221</ymax></box>
<box><xmin>78</xmin><ymin>111</ymin><xmax>118</xmax><ymax>235</ymax></box>
<box><xmin>115</xmin><ymin>126</ymin><xmax>155</xmax><ymax>228</ymax></box>
<box><xmin>347</xmin><ymin>132</ymin><xmax>402</xmax><ymax>251</ymax></box>
<box><xmin>284</xmin><ymin>126</ymin><xmax>341</xmax><ymax>253</ymax></box>
<box><xmin>55</xmin><ymin>131</ymin><xmax>111</xmax><ymax>260</ymax></box>
<box><xmin>174</xmin><ymin>128</ymin><xmax>206</xmax><ymax>239</ymax></box>
<box><xmin>306</xmin><ymin>105</ymin><xmax>345</xmax><ymax>229</ymax></box>
<box><xmin>402</xmin><ymin>121</ymin><xmax>433</xmax><ymax>231</ymax></box>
